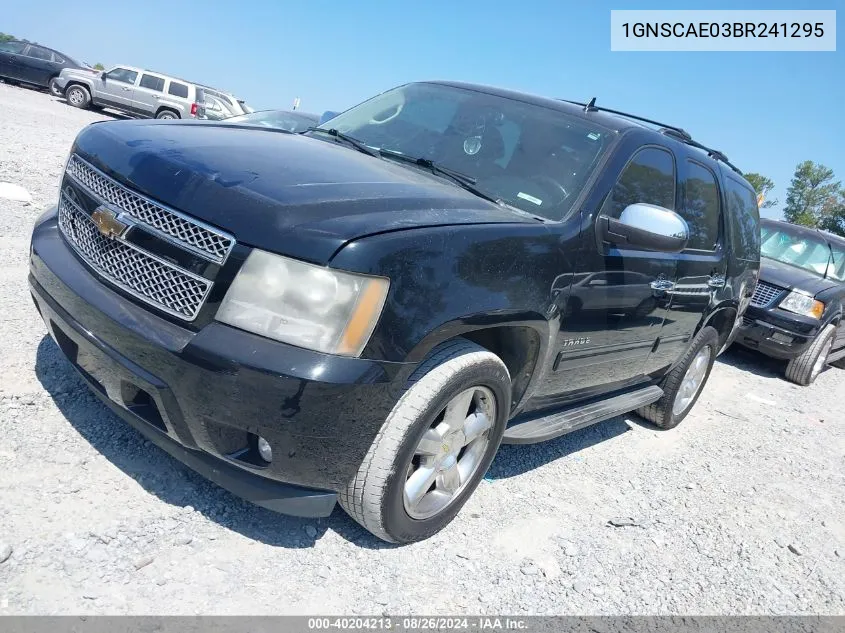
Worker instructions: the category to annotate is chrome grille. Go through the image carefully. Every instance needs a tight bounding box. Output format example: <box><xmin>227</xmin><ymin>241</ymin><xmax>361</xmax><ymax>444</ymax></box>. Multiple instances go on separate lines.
<box><xmin>66</xmin><ymin>154</ymin><xmax>233</xmax><ymax>263</ymax></box>
<box><xmin>58</xmin><ymin>192</ymin><xmax>211</xmax><ymax>320</ymax></box>
<box><xmin>750</xmin><ymin>281</ymin><xmax>785</xmax><ymax>308</ymax></box>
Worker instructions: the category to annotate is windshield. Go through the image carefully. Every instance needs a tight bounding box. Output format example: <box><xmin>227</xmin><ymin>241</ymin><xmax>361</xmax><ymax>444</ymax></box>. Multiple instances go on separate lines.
<box><xmin>227</xmin><ymin>110</ymin><xmax>318</xmax><ymax>132</ymax></box>
<box><xmin>761</xmin><ymin>224</ymin><xmax>845</xmax><ymax>282</ymax></box>
<box><xmin>311</xmin><ymin>82</ymin><xmax>615</xmax><ymax>220</ymax></box>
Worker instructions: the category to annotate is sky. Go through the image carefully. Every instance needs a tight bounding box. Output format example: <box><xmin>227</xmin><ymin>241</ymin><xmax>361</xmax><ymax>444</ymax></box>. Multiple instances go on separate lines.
<box><xmin>4</xmin><ymin>0</ymin><xmax>842</xmax><ymax>219</ymax></box>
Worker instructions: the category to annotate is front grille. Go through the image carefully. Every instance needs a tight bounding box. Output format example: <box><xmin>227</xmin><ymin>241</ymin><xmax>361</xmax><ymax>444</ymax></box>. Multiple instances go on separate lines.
<box><xmin>750</xmin><ymin>281</ymin><xmax>786</xmax><ymax>308</ymax></box>
<box><xmin>58</xmin><ymin>192</ymin><xmax>212</xmax><ymax>320</ymax></box>
<box><xmin>66</xmin><ymin>154</ymin><xmax>233</xmax><ymax>263</ymax></box>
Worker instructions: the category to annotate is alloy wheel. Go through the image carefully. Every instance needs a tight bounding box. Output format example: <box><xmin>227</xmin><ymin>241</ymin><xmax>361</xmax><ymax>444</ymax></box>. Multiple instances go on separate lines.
<box><xmin>403</xmin><ymin>386</ymin><xmax>496</xmax><ymax>520</ymax></box>
<box><xmin>672</xmin><ymin>346</ymin><xmax>712</xmax><ymax>416</ymax></box>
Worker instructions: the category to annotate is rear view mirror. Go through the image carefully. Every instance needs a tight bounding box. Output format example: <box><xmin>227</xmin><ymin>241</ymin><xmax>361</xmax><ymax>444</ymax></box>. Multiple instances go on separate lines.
<box><xmin>599</xmin><ymin>203</ymin><xmax>689</xmax><ymax>253</ymax></box>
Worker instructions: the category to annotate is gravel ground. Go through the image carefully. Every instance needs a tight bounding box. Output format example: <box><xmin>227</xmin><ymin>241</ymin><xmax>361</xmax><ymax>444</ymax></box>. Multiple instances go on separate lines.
<box><xmin>1</xmin><ymin>82</ymin><xmax>844</xmax><ymax>616</ymax></box>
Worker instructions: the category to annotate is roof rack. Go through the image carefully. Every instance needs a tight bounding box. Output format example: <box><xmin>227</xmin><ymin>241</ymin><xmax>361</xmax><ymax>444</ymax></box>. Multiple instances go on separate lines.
<box><xmin>559</xmin><ymin>98</ymin><xmax>743</xmax><ymax>175</ymax></box>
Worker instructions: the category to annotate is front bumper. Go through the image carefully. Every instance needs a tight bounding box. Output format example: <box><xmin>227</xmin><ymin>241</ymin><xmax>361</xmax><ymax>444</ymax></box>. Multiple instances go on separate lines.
<box><xmin>29</xmin><ymin>207</ymin><xmax>413</xmax><ymax>517</ymax></box>
<box><xmin>736</xmin><ymin>305</ymin><xmax>821</xmax><ymax>360</ymax></box>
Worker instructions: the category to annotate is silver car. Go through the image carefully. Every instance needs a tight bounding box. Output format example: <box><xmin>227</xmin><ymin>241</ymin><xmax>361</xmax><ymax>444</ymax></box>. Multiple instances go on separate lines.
<box><xmin>54</xmin><ymin>65</ymin><xmax>207</xmax><ymax>120</ymax></box>
<box><xmin>199</xmin><ymin>86</ymin><xmax>252</xmax><ymax>121</ymax></box>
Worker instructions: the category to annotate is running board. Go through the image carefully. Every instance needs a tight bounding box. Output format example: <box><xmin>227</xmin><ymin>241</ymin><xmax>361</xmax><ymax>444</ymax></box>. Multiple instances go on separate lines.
<box><xmin>502</xmin><ymin>385</ymin><xmax>664</xmax><ymax>445</ymax></box>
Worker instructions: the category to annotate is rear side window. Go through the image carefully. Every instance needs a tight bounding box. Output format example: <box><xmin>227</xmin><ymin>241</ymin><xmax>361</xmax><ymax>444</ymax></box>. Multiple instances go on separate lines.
<box><xmin>601</xmin><ymin>146</ymin><xmax>676</xmax><ymax>218</ymax></box>
<box><xmin>168</xmin><ymin>82</ymin><xmax>189</xmax><ymax>98</ymax></box>
<box><xmin>681</xmin><ymin>161</ymin><xmax>721</xmax><ymax>250</ymax></box>
<box><xmin>725</xmin><ymin>176</ymin><xmax>761</xmax><ymax>261</ymax></box>
<box><xmin>52</xmin><ymin>53</ymin><xmax>66</xmax><ymax>63</ymax></box>
<box><xmin>26</xmin><ymin>45</ymin><xmax>53</xmax><ymax>61</ymax></box>
<box><xmin>139</xmin><ymin>74</ymin><xmax>165</xmax><ymax>92</ymax></box>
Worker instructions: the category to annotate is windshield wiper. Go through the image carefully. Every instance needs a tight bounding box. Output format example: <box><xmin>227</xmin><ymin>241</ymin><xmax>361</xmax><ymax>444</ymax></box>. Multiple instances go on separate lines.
<box><xmin>377</xmin><ymin>149</ymin><xmax>546</xmax><ymax>222</ymax></box>
<box><xmin>303</xmin><ymin>127</ymin><xmax>379</xmax><ymax>157</ymax></box>
<box><xmin>823</xmin><ymin>241</ymin><xmax>835</xmax><ymax>280</ymax></box>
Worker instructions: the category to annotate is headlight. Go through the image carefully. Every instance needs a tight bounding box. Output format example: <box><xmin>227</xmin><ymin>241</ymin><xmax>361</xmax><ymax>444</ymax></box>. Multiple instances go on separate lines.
<box><xmin>778</xmin><ymin>290</ymin><xmax>824</xmax><ymax>319</ymax></box>
<box><xmin>216</xmin><ymin>250</ymin><xmax>389</xmax><ymax>357</ymax></box>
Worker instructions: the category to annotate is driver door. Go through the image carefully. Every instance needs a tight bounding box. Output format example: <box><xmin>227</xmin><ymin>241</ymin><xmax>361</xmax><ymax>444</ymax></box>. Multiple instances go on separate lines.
<box><xmin>541</xmin><ymin>144</ymin><xmax>680</xmax><ymax>405</ymax></box>
<box><xmin>98</xmin><ymin>67</ymin><xmax>138</xmax><ymax>111</ymax></box>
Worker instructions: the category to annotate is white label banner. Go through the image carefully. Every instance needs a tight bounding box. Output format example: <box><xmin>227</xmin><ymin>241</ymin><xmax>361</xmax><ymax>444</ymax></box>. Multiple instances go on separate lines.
<box><xmin>610</xmin><ymin>10</ymin><xmax>836</xmax><ymax>51</ymax></box>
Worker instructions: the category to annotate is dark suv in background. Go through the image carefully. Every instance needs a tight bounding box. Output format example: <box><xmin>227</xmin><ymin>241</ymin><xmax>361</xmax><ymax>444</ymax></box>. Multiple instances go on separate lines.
<box><xmin>0</xmin><ymin>39</ymin><xmax>87</xmax><ymax>94</ymax></box>
<box><xmin>736</xmin><ymin>218</ymin><xmax>845</xmax><ymax>385</ymax></box>
<box><xmin>29</xmin><ymin>81</ymin><xmax>760</xmax><ymax>543</ymax></box>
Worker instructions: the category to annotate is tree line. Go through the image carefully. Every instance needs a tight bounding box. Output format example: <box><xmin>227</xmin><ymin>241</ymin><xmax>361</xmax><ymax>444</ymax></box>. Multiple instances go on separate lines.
<box><xmin>741</xmin><ymin>163</ymin><xmax>844</xmax><ymax>238</ymax></box>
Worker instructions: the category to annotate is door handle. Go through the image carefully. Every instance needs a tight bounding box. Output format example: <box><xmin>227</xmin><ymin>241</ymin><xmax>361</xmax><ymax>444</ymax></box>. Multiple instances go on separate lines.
<box><xmin>122</xmin><ymin>87</ymin><xmax>131</xmax><ymax>91</ymax></box>
<box><xmin>708</xmin><ymin>275</ymin><xmax>726</xmax><ymax>288</ymax></box>
<box><xmin>650</xmin><ymin>279</ymin><xmax>675</xmax><ymax>292</ymax></box>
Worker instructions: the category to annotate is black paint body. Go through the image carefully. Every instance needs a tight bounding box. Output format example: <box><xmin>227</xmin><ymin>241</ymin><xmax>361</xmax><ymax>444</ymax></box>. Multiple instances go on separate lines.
<box><xmin>737</xmin><ymin>219</ymin><xmax>845</xmax><ymax>360</ymax></box>
<box><xmin>0</xmin><ymin>39</ymin><xmax>85</xmax><ymax>89</ymax></box>
<box><xmin>29</xmin><ymin>82</ymin><xmax>761</xmax><ymax>516</ymax></box>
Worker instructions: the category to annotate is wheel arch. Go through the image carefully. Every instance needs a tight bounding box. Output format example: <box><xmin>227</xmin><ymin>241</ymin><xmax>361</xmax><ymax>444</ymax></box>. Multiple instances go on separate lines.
<box><xmin>406</xmin><ymin>313</ymin><xmax>552</xmax><ymax>415</ymax></box>
<box><xmin>64</xmin><ymin>80</ymin><xmax>92</xmax><ymax>92</ymax></box>
<box><xmin>697</xmin><ymin>304</ymin><xmax>738</xmax><ymax>352</ymax></box>
<box><xmin>155</xmin><ymin>106</ymin><xmax>180</xmax><ymax>119</ymax></box>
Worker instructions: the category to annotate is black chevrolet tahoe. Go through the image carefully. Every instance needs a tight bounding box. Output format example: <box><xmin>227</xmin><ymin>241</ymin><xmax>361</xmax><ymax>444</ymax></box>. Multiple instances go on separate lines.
<box><xmin>736</xmin><ymin>218</ymin><xmax>845</xmax><ymax>385</ymax></box>
<box><xmin>28</xmin><ymin>81</ymin><xmax>761</xmax><ymax>544</ymax></box>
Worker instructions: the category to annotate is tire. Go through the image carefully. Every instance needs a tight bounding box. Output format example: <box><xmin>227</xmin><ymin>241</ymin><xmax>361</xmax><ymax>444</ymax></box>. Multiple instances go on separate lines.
<box><xmin>48</xmin><ymin>77</ymin><xmax>62</xmax><ymax>97</ymax></box>
<box><xmin>637</xmin><ymin>326</ymin><xmax>719</xmax><ymax>430</ymax></box>
<box><xmin>339</xmin><ymin>338</ymin><xmax>511</xmax><ymax>544</ymax></box>
<box><xmin>65</xmin><ymin>84</ymin><xmax>91</xmax><ymax>109</ymax></box>
<box><xmin>156</xmin><ymin>109</ymin><xmax>179</xmax><ymax>120</ymax></box>
<box><xmin>784</xmin><ymin>324</ymin><xmax>835</xmax><ymax>386</ymax></box>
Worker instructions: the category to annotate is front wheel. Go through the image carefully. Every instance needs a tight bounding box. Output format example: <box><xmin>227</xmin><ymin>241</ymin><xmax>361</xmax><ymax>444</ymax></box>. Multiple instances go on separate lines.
<box><xmin>637</xmin><ymin>326</ymin><xmax>719</xmax><ymax>430</ymax></box>
<box><xmin>339</xmin><ymin>339</ymin><xmax>511</xmax><ymax>544</ymax></box>
<box><xmin>65</xmin><ymin>85</ymin><xmax>90</xmax><ymax>109</ymax></box>
<box><xmin>785</xmin><ymin>324</ymin><xmax>835</xmax><ymax>385</ymax></box>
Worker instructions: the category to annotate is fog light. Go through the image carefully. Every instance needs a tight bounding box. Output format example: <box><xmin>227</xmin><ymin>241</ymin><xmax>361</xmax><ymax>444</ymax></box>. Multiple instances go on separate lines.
<box><xmin>257</xmin><ymin>437</ymin><xmax>273</xmax><ymax>463</ymax></box>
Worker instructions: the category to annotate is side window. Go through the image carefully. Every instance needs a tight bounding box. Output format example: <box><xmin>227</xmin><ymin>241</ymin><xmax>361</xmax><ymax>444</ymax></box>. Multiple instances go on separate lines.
<box><xmin>52</xmin><ymin>53</ymin><xmax>66</xmax><ymax>63</ymax></box>
<box><xmin>168</xmin><ymin>82</ymin><xmax>189</xmax><ymax>98</ymax></box>
<box><xmin>682</xmin><ymin>161</ymin><xmax>721</xmax><ymax>250</ymax></box>
<box><xmin>139</xmin><ymin>74</ymin><xmax>165</xmax><ymax>92</ymax></box>
<box><xmin>601</xmin><ymin>147</ymin><xmax>675</xmax><ymax>219</ymax></box>
<box><xmin>106</xmin><ymin>68</ymin><xmax>138</xmax><ymax>84</ymax></box>
<box><xmin>26</xmin><ymin>45</ymin><xmax>53</xmax><ymax>61</ymax></box>
<box><xmin>0</xmin><ymin>41</ymin><xmax>26</xmax><ymax>54</ymax></box>
<box><xmin>725</xmin><ymin>177</ymin><xmax>761</xmax><ymax>261</ymax></box>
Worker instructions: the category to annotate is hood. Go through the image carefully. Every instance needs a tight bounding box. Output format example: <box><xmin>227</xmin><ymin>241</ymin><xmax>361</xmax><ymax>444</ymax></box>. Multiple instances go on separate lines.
<box><xmin>760</xmin><ymin>256</ymin><xmax>838</xmax><ymax>296</ymax></box>
<box><xmin>71</xmin><ymin>120</ymin><xmax>535</xmax><ymax>263</ymax></box>
<box><xmin>61</xmin><ymin>66</ymin><xmax>100</xmax><ymax>79</ymax></box>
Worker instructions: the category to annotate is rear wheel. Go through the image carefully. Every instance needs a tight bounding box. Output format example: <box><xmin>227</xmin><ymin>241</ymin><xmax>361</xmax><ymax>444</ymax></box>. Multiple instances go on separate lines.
<box><xmin>339</xmin><ymin>338</ymin><xmax>511</xmax><ymax>544</ymax></box>
<box><xmin>48</xmin><ymin>77</ymin><xmax>62</xmax><ymax>97</ymax></box>
<box><xmin>66</xmin><ymin>85</ymin><xmax>90</xmax><ymax>109</ymax></box>
<box><xmin>785</xmin><ymin>324</ymin><xmax>835</xmax><ymax>385</ymax></box>
<box><xmin>637</xmin><ymin>326</ymin><xmax>719</xmax><ymax>430</ymax></box>
<box><xmin>156</xmin><ymin>109</ymin><xmax>178</xmax><ymax>120</ymax></box>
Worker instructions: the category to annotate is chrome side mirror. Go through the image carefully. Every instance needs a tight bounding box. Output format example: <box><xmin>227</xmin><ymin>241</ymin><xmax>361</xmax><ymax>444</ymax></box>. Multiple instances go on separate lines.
<box><xmin>599</xmin><ymin>203</ymin><xmax>689</xmax><ymax>253</ymax></box>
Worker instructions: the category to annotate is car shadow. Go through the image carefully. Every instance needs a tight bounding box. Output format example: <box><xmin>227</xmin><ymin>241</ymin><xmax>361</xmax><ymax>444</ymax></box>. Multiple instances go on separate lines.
<box><xmin>34</xmin><ymin>335</ymin><xmax>394</xmax><ymax>550</ymax></box>
<box><xmin>717</xmin><ymin>344</ymin><xmax>787</xmax><ymax>380</ymax></box>
<box><xmin>52</xmin><ymin>96</ymin><xmax>132</xmax><ymax>120</ymax></box>
<box><xmin>487</xmin><ymin>415</ymin><xmax>633</xmax><ymax>480</ymax></box>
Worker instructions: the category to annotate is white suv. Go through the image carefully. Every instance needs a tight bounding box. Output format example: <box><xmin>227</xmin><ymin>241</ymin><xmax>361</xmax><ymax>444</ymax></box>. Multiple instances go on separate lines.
<box><xmin>54</xmin><ymin>65</ymin><xmax>208</xmax><ymax>120</ymax></box>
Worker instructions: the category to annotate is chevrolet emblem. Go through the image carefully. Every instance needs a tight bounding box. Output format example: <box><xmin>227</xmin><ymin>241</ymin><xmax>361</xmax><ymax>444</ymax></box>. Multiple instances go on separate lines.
<box><xmin>91</xmin><ymin>207</ymin><xmax>128</xmax><ymax>240</ymax></box>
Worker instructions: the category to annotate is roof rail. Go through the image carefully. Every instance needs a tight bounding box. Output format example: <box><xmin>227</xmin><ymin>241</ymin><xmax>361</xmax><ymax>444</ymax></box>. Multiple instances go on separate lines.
<box><xmin>559</xmin><ymin>98</ymin><xmax>743</xmax><ymax>175</ymax></box>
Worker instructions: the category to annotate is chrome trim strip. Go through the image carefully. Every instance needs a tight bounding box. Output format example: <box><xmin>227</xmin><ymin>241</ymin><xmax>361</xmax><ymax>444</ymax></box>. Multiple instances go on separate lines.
<box><xmin>65</xmin><ymin>154</ymin><xmax>236</xmax><ymax>265</ymax></box>
<box><xmin>58</xmin><ymin>192</ymin><xmax>212</xmax><ymax>322</ymax></box>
